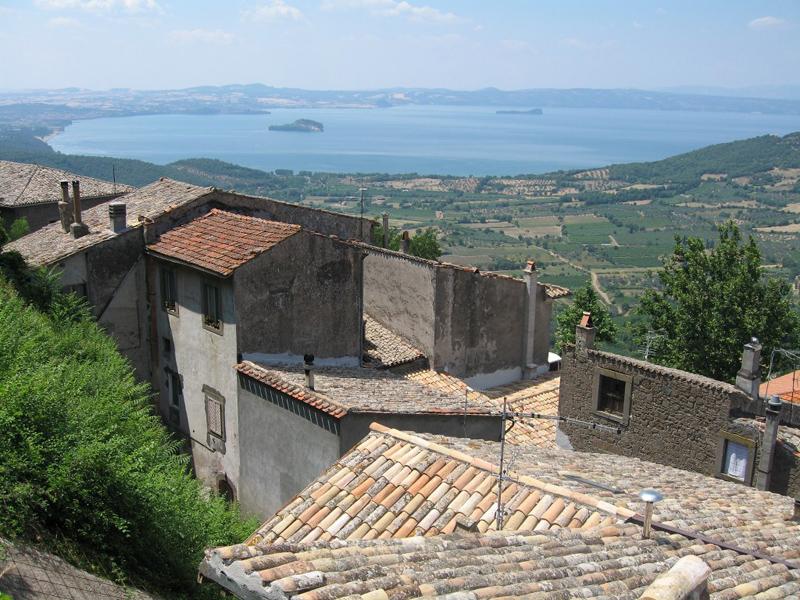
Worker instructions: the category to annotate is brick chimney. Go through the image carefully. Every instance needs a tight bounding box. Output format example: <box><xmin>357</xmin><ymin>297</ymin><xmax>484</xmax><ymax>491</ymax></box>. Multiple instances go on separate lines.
<box><xmin>575</xmin><ymin>311</ymin><xmax>595</xmax><ymax>355</ymax></box>
<box><xmin>400</xmin><ymin>230</ymin><xmax>410</xmax><ymax>254</ymax></box>
<box><xmin>735</xmin><ymin>337</ymin><xmax>761</xmax><ymax>400</ymax></box>
<box><xmin>754</xmin><ymin>395</ymin><xmax>783</xmax><ymax>491</ymax></box>
<box><xmin>108</xmin><ymin>202</ymin><xmax>127</xmax><ymax>233</ymax></box>
<box><xmin>69</xmin><ymin>180</ymin><xmax>89</xmax><ymax>239</ymax></box>
<box><xmin>58</xmin><ymin>180</ymin><xmax>73</xmax><ymax>233</ymax></box>
<box><xmin>522</xmin><ymin>260</ymin><xmax>540</xmax><ymax>377</ymax></box>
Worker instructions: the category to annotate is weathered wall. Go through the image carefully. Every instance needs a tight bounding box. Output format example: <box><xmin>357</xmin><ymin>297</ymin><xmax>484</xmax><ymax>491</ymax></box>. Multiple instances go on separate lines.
<box><xmin>153</xmin><ymin>260</ymin><xmax>241</xmax><ymax>496</ymax></box>
<box><xmin>237</xmin><ymin>386</ymin><xmax>340</xmax><ymax>518</ymax></box>
<box><xmin>1</xmin><ymin>195</ymin><xmax>116</xmax><ymax>234</ymax></box>
<box><xmin>234</xmin><ymin>231</ymin><xmax>363</xmax><ymax>363</ymax></box>
<box><xmin>340</xmin><ymin>413</ymin><xmax>501</xmax><ymax>455</ymax></box>
<box><xmin>213</xmin><ymin>191</ymin><xmax>371</xmax><ymax>241</ymax></box>
<box><xmin>363</xmin><ymin>250</ymin><xmax>437</xmax><ymax>358</ymax></box>
<box><xmin>85</xmin><ymin>228</ymin><xmax>144</xmax><ymax>316</ymax></box>
<box><xmin>771</xmin><ymin>444</ymin><xmax>800</xmax><ymax>499</ymax></box>
<box><xmin>433</xmin><ymin>267</ymin><xmax>526</xmax><ymax>385</ymax></box>
<box><xmin>559</xmin><ymin>346</ymin><xmax>748</xmax><ymax>476</ymax></box>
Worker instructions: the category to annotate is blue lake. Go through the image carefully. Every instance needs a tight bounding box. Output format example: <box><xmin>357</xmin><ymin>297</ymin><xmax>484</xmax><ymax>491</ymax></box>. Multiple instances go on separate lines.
<box><xmin>50</xmin><ymin>105</ymin><xmax>800</xmax><ymax>176</ymax></box>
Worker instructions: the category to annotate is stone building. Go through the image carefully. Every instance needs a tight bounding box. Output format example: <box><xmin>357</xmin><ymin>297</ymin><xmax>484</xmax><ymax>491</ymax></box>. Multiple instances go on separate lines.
<box><xmin>364</xmin><ymin>249</ymin><xmax>569</xmax><ymax>388</ymax></box>
<box><xmin>200</xmin><ymin>423</ymin><xmax>800</xmax><ymax>599</ymax></box>
<box><xmin>558</xmin><ymin>313</ymin><xmax>800</xmax><ymax>500</ymax></box>
<box><xmin>0</xmin><ymin>160</ymin><xmax>131</xmax><ymax>232</ymax></box>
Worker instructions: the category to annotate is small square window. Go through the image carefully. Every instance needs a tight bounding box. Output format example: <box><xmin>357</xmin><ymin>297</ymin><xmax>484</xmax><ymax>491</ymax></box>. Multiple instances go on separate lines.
<box><xmin>202</xmin><ymin>282</ymin><xmax>222</xmax><ymax>332</ymax></box>
<box><xmin>592</xmin><ymin>368</ymin><xmax>632</xmax><ymax>424</ymax></box>
<box><xmin>717</xmin><ymin>432</ymin><xmax>755</xmax><ymax>485</ymax></box>
<box><xmin>160</xmin><ymin>267</ymin><xmax>178</xmax><ymax>313</ymax></box>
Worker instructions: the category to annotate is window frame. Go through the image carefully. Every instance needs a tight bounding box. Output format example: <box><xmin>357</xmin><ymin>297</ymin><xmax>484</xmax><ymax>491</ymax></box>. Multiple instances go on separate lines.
<box><xmin>160</xmin><ymin>266</ymin><xmax>178</xmax><ymax>315</ymax></box>
<box><xmin>592</xmin><ymin>367</ymin><xmax>633</xmax><ymax>425</ymax></box>
<box><xmin>201</xmin><ymin>281</ymin><xmax>223</xmax><ymax>334</ymax></box>
<box><xmin>716</xmin><ymin>431</ymin><xmax>756</xmax><ymax>485</ymax></box>
<box><xmin>203</xmin><ymin>385</ymin><xmax>226</xmax><ymax>453</ymax></box>
<box><xmin>165</xmin><ymin>368</ymin><xmax>182</xmax><ymax>427</ymax></box>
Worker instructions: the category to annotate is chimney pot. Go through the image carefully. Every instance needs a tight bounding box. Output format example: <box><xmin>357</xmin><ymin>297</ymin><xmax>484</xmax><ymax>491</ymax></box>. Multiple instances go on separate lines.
<box><xmin>109</xmin><ymin>202</ymin><xmax>127</xmax><ymax>233</ymax></box>
<box><xmin>400</xmin><ymin>231</ymin><xmax>410</xmax><ymax>254</ymax></box>
<box><xmin>303</xmin><ymin>354</ymin><xmax>315</xmax><ymax>391</ymax></box>
<box><xmin>575</xmin><ymin>311</ymin><xmax>595</xmax><ymax>354</ymax></box>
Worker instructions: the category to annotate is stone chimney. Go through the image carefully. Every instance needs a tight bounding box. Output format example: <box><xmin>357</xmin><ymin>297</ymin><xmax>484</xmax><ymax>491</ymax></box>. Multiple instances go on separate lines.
<box><xmin>575</xmin><ymin>311</ymin><xmax>595</xmax><ymax>355</ymax></box>
<box><xmin>639</xmin><ymin>555</ymin><xmax>711</xmax><ymax>600</ymax></box>
<box><xmin>382</xmin><ymin>213</ymin><xmax>389</xmax><ymax>248</ymax></box>
<box><xmin>141</xmin><ymin>217</ymin><xmax>157</xmax><ymax>244</ymax></box>
<box><xmin>108</xmin><ymin>202</ymin><xmax>127</xmax><ymax>233</ymax></box>
<box><xmin>735</xmin><ymin>337</ymin><xmax>761</xmax><ymax>400</ymax></box>
<box><xmin>754</xmin><ymin>395</ymin><xmax>783</xmax><ymax>491</ymax></box>
<box><xmin>58</xmin><ymin>180</ymin><xmax>73</xmax><ymax>233</ymax></box>
<box><xmin>400</xmin><ymin>231</ymin><xmax>410</xmax><ymax>254</ymax></box>
<box><xmin>69</xmin><ymin>180</ymin><xmax>89</xmax><ymax>239</ymax></box>
<box><xmin>522</xmin><ymin>260</ymin><xmax>539</xmax><ymax>376</ymax></box>
<box><xmin>303</xmin><ymin>354</ymin><xmax>315</xmax><ymax>391</ymax></box>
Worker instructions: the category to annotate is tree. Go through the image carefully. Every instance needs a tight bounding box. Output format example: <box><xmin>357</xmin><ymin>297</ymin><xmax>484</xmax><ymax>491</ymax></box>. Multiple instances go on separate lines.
<box><xmin>410</xmin><ymin>228</ymin><xmax>442</xmax><ymax>261</ymax></box>
<box><xmin>636</xmin><ymin>221</ymin><xmax>800</xmax><ymax>381</ymax></box>
<box><xmin>555</xmin><ymin>282</ymin><xmax>616</xmax><ymax>351</ymax></box>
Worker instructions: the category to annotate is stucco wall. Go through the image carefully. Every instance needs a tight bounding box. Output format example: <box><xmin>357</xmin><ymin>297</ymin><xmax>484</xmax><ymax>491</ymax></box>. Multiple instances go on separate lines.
<box><xmin>234</xmin><ymin>231</ymin><xmax>363</xmax><ymax>363</ymax></box>
<box><xmin>237</xmin><ymin>386</ymin><xmax>340</xmax><ymax>518</ymax></box>
<box><xmin>433</xmin><ymin>267</ymin><xmax>526</xmax><ymax>383</ymax></box>
<box><xmin>1</xmin><ymin>195</ymin><xmax>116</xmax><ymax>234</ymax></box>
<box><xmin>154</xmin><ymin>261</ymin><xmax>241</xmax><ymax>496</ymax></box>
<box><xmin>559</xmin><ymin>346</ymin><xmax>748</xmax><ymax>476</ymax></box>
<box><xmin>213</xmin><ymin>191</ymin><xmax>371</xmax><ymax>241</ymax></box>
<box><xmin>363</xmin><ymin>251</ymin><xmax>437</xmax><ymax>358</ymax></box>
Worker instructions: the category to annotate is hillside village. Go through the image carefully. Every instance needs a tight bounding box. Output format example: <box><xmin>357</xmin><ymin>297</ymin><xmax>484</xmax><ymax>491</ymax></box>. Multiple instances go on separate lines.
<box><xmin>1</xmin><ymin>158</ymin><xmax>799</xmax><ymax>600</ymax></box>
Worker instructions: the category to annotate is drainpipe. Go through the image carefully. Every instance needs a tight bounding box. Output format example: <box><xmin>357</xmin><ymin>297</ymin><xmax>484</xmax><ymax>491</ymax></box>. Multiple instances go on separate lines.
<box><xmin>755</xmin><ymin>395</ymin><xmax>783</xmax><ymax>491</ymax></box>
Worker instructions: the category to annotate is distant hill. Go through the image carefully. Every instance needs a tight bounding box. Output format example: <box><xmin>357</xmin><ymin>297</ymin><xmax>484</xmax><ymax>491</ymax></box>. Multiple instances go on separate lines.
<box><xmin>608</xmin><ymin>132</ymin><xmax>800</xmax><ymax>183</ymax></box>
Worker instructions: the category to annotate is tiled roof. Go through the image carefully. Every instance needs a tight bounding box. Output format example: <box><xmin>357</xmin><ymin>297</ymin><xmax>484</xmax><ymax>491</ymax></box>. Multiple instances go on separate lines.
<box><xmin>203</xmin><ymin>526</ymin><xmax>800</xmax><ymax>600</ymax></box>
<box><xmin>730</xmin><ymin>417</ymin><xmax>800</xmax><ymax>457</ymax></box>
<box><xmin>5</xmin><ymin>178</ymin><xmax>213</xmax><ymax>266</ymax></box>
<box><xmin>236</xmin><ymin>361</ymin><xmax>496</xmax><ymax>417</ymax></box>
<box><xmin>761</xmin><ymin>370</ymin><xmax>800</xmax><ymax>404</ymax></box>
<box><xmin>542</xmin><ymin>282</ymin><xmax>571</xmax><ymax>299</ymax></box>
<box><xmin>362</xmin><ymin>315</ymin><xmax>424</xmax><ymax>369</ymax></box>
<box><xmin>242</xmin><ymin>424</ymin><xmax>629</xmax><ymax>547</ymax></box>
<box><xmin>0</xmin><ymin>537</ymin><xmax>155</xmax><ymax>600</ymax></box>
<box><xmin>147</xmin><ymin>208</ymin><xmax>300</xmax><ymax>276</ymax></box>
<box><xmin>397</xmin><ymin>366</ymin><xmax>561</xmax><ymax>448</ymax></box>
<box><xmin>0</xmin><ymin>160</ymin><xmax>132</xmax><ymax>207</ymax></box>
<box><xmin>201</xmin><ymin>426</ymin><xmax>800</xmax><ymax>600</ymax></box>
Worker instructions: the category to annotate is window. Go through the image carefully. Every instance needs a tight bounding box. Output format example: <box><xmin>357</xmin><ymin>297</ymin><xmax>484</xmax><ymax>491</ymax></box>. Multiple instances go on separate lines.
<box><xmin>204</xmin><ymin>385</ymin><xmax>226</xmax><ymax>453</ymax></box>
<box><xmin>163</xmin><ymin>337</ymin><xmax>172</xmax><ymax>354</ymax></box>
<box><xmin>592</xmin><ymin>368</ymin><xmax>632</xmax><ymax>424</ymax></box>
<box><xmin>165</xmin><ymin>368</ymin><xmax>182</xmax><ymax>426</ymax></box>
<box><xmin>202</xmin><ymin>282</ymin><xmax>222</xmax><ymax>332</ymax></box>
<box><xmin>160</xmin><ymin>267</ymin><xmax>177</xmax><ymax>313</ymax></box>
<box><xmin>717</xmin><ymin>432</ymin><xmax>755</xmax><ymax>484</ymax></box>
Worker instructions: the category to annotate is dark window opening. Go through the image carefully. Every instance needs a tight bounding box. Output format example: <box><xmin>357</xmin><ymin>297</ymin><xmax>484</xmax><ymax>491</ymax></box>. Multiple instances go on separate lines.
<box><xmin>166</xmin><ymin>369</ymin><xmax>182</xmax><ymax>425</ymax></box>
<box><xmin>163</xmin><ymin>337</ymin><xmax>172</xmax><ymax>354</ymax></box>
<box><xmin>597</xmin><ymin>374</ymin><xmax>626</xmax><ymax>416</ymax></box>
<box><xmin>202</xmin><ymin>283</ymin><xmax>222</xmax><ymax>330</ymax></box>
<box><xmin>160</xmin><ymin>267</ymin><xmax>177</xmax><ymax>312</ymax></box>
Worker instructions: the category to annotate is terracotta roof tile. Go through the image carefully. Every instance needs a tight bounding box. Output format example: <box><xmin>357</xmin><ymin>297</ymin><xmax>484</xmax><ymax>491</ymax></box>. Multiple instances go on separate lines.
<box><xmin>147</xmin><ymin>208</ymin><xmax>300</xmax><ymax>276</ymax></box>
<box><xmin>362</xmin><ymin>314</ymin><xmax>425</xmax><ymax>369</ymax></box>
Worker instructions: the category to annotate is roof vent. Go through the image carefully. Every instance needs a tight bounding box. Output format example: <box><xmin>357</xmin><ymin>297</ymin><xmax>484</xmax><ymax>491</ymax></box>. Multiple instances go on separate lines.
<box><xmin>109</xmin><ymin>202</ymin><xmax>127</xmax><ymax>233</ymax></box>
<box><xmin>639</xmin><ymin>488</ymin><xmax>663</xmax><ymax>539</ymax></box>
<box><xmin>303</xmin><ymin>354</ymin><xmax>315</xmax><ymax>391</ymax></box>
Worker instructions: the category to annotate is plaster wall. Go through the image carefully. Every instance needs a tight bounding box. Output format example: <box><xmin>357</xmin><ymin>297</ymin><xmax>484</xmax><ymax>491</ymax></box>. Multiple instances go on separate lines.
<box><xmin>154</xmin><ymin>261</ymin><xmax>241</xmax><ymax>495</ymax></box>
<box><xmin>1</xmin><ymin>194</ymin><xmax>118</xmax><ymax>234</ymax></box>
<box><xmin>363</xmin><ymin>251</ymin><xmax>436</xmax><ymax>358</ymax></box>
<box><xmin>234</xmin><ymin>231</ymin><xmax>362</xmax><ymax>362</ymax></box>
<box><xmin>559</xmin><ymin>346</ymin><xmax>749</xmax><ymax>476</ymax></box>
<box><xmin>237</xmin><ymin>387</ymin><xmax>340</xmax><ymax>519</ymax></box>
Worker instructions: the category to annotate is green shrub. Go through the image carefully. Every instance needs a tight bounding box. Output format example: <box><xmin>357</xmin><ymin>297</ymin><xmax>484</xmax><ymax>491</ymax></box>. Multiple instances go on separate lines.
<box><xmin>0</xmin><ymin>279</ymin><xmax>255</xmax><ymax>596</ymax></box>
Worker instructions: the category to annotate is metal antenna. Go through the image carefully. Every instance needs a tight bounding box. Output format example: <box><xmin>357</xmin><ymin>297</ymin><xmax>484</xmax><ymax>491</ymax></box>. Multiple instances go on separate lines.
<box><xmin>495</xmin><ymin>396</ymin><xmax>509</xmax><ymax>531</ymax></box>
<box><xmin>763</xmin><ymin>348</ymin><xmax>800</xmax><ymax>400</ymax></box>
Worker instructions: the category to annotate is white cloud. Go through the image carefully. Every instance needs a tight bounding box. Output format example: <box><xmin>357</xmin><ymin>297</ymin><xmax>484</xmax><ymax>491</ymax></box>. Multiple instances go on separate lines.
<box><xmin>748</xmin><ymin>16</ymin><xmax>787</xmax><ymax>30</ymax></box>
<box><xmin>322</xmin><ymin>0</ymin><xmax>460</xmax><ymax>23</ymax></box>
<box><xmin>35</xmin><ymin>0</ymin><xmax>160</xmax><ymax>12</ymax></box>
<box><xmin>245</xmin><ymin>0</ymin><xmax>304</xmax><ymax>22</ymax></box>
<box><xmin>169</xmin><ymin>29</ymin><xmax>234</xmax><ymax>45</ymax></box>
<box><xmin>46</xmin><ymin>16</ymin><xmax>82</xmax><ymax>27</ymax></box>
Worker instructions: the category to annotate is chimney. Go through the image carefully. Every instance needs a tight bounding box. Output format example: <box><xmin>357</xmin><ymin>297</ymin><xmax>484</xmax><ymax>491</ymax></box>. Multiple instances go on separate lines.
<box><xmin>303</xmin><ymin>354</ymin><xmax>315</xmax><ymax>391</ymax></box>
<box><xmin>108</xmin><ymin>202</ymin><xmax>127</xmax><ymax>233</ymax></box>
<box><xmin>141</xmin><ymin>217</ymin><xmax>157</xmax><ymax>244</ymax></box>
<box><xmin>69</xmin><ymin>180</ymin><xmax>89</xmax><ymax>239</ymax></box>
<box><xmin>575</xmin><ymin>311</ymin><xmax>595</xmax><ymax>355</ymax></box>
<box><xmin>755</xmin><ymin>395</ymin><xmax>783</xmax><ymax>491</ymax></box>
<box><xmin>400</xmin><ymin>230</ymin><xmax>410</xmax><ymax>254</ymax></box>
<box><xmin>382</xmin><ymin>212</ymin><xmax>389</xmax><ymax>248</ymax></box>
<box><xmin>522</xmin><ymin>260</ymin><xmax>539</xmax><ymax>376</ymax></box>
<box><xmin>735</xmin><ymin>337</ymin><xmax>762</xmax><ymax>400</ymax></box>
<box><xmin>58</xmin><ymin>180</ymin><xmax>73</xmax><ymax>233</ymax></box>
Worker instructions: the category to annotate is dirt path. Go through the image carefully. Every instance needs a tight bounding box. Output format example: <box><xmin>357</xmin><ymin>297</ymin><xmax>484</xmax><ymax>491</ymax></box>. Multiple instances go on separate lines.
<box><xmin>591</xmin><ymin>271</ymin><xmax>614</xmax><ymax>306</ymax></box>
<box><xmin>536</xmin><ymin>245</ymin><xmax>615</xmax><ymax>309</ymax></box>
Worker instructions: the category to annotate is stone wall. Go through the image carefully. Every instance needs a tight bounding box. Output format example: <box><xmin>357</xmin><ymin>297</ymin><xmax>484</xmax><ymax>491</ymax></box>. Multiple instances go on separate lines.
<box><xmin>234</xmin><ymin>231</ymin><xmax>363</xmax><ymax>364</ymax></box>
<box><xmin>559</xmin><ymin>346</ymin><xmax>751</xmax><ymax>476</ymax></box>
<box><xmin>1</xmin><ymin>194</ymin><xmax>118</xmax><ymax>234</ymax></box>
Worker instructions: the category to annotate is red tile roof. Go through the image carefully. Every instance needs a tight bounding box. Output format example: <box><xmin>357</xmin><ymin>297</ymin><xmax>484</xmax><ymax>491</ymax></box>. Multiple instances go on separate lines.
<box><xmin>147</xmin><ymin>208</ymin><xmax>300</xmax><ymax>276</ymax></box>
<box><xmin>761</xmin><ymin>370</ymin><xmax>800</xmax><ymax>405</ymax></box>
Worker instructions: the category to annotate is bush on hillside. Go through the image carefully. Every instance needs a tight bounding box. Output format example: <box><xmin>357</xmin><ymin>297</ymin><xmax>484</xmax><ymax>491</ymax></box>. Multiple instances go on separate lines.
<box><xmin>0</xmin><ymin>279</ymin><xmax>255</xmax><ymax>596</ymax></box>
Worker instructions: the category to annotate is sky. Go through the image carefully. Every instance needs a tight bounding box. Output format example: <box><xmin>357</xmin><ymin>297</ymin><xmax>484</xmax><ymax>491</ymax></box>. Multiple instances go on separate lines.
<box><xmin>0</xmin><ymin>0</ymin><xmax>799</xmax><ymax>91</ymax></box>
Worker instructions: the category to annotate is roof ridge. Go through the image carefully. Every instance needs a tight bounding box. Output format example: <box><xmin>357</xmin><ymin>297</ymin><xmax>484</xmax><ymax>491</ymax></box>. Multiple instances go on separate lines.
<box><xmin>368</xmin><ymin>423</ymin><xmax>636</xmax><ymax>520</ymax></box>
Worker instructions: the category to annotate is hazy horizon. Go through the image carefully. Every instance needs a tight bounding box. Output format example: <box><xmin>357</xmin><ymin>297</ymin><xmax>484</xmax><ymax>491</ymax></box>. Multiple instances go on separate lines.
<box><xmin>1</xmin><ymin>1</ymin><xmax>799</xmax><ymax>92</ymax></box>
